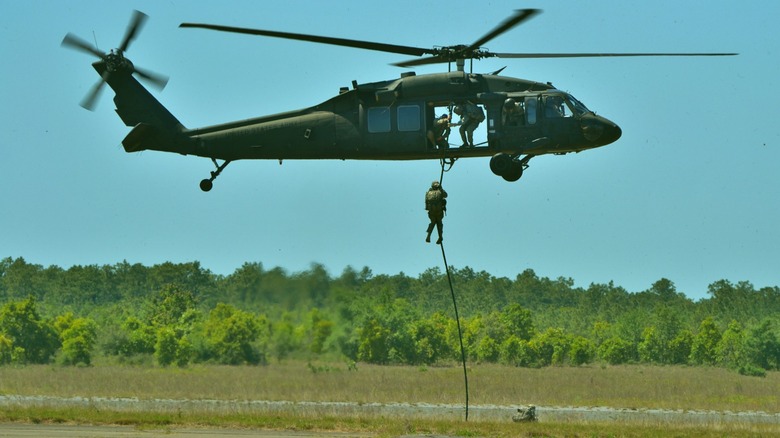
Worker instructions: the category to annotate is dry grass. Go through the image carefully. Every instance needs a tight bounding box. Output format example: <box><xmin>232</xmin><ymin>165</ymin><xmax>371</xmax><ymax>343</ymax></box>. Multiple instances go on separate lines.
<box><xmin>1</xmin><ymin>362</ymin><xmax>779</xmax><ymax>437</ymax></box>
<box><xmin>0</xmin><ymin>362</ymin><xmax>778</xmax><ymax>413</ymax></box>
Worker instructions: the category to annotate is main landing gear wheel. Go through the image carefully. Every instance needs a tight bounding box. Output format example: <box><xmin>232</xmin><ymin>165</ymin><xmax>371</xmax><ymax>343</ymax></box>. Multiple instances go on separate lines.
<box><xmin>490</xmin><ymin>153</ymin><xmax>533</xmax><ymax>182</ymax></box>
<box><xmin>502</xmin><ymin>163</ymin><xmax>524</xmax><ymax>182</ymax></box>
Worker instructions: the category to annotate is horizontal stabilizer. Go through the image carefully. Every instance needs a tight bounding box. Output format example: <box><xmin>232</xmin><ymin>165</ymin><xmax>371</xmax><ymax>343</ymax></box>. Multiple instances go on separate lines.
<box><xmin>122</xmin><ymin>123</ymin><xmax>162</xmax><ymax>153</ymax></box>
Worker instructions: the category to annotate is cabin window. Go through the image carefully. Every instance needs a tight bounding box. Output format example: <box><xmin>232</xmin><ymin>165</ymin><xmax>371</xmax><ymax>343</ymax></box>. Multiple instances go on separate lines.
<box><xmin>367</xmin><ymin>107</ymin><xmax>391</xmax><ymax>133</ymax></box>
<box><xmin>525</xmin><ymin>97</ymin><xmax>537</xmax><ymax>125</ymax></box>
<box><xmin>397</xmin><ymin>105</ymin><xmax>421</xmax><ymax>132</ymax></box>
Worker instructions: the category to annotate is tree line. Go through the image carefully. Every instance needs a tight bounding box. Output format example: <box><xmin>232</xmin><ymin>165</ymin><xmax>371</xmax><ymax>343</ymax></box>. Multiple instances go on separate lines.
<box><xmin>1</xmin><ymin>257</ymin><xmax>778</xmax><ymax>375</ymax></box>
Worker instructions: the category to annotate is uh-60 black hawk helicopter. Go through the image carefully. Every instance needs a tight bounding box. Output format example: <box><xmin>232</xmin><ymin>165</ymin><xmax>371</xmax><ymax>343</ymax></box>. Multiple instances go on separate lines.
<box><xmin>62</xmin><ymin>9</ymin><xmax>735</xmax><ymax>191</ymax></box>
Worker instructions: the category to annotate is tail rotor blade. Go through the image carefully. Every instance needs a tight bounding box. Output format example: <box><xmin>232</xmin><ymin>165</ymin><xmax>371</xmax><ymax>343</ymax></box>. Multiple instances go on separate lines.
<box><xmin>79</xmin><ymin>77</ymin><xmax>107</xmax><ymax>111</ymax></box>
<box><xmin>134</xmin><ymin>66</ymin><xmax>169</xmax><ymax>90</ymax></box>
<box><xmin>119</xmin><ymin>10</ymin><xmax>148</xmax><ymax>53</ymax></box>
<box><xmin>61</xmin><ymin>33</ymin><xmax>105</xmax><ymax>58</ymax></box>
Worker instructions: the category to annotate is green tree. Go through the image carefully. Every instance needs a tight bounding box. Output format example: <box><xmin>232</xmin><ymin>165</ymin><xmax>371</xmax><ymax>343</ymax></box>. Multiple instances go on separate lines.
<box><xmin>154</xmin><ymin>326</ymin><xmax>178</xmax><ymax>366</ymax></box>
<box><xmin>0</xmin><ymin>334</ymin><xmax>12</xmax><ymax>364</ymax></box>
<box><xmin>690</xmin><ymin>317</ymin><xmax>722</xmax><ymax>365</ymax></box>
<box><xmin>716</xmin><ymin>320</ymin><xmax>746</xmax><ymax>369</ymax></box>
<box><xmin>357</xmin><ymin>317</ymin><xmax>390</xmax><ymax>364</ymax></box>
<box><xmin>569</xmin><ymin>336</ymin><xmax>595</xmax><ymax>366</ymax></box>
<box><xmin>598</xmin><ymin>336</ymin><xmax>635</xmax><ymax>365</ymax></box>
<box><xmin>0</xmin><ymin>297</ymin><xmax>59</xmax><ymax>364</ymax></box>
<box><xmin>475</xmin><ymin>336</ymin><xmax>500</xmax><ymax>363</ymax></box>
<box><xmin>54</xmin><ymin>313</ymin><xmax>97</xmax><ymax>366</ymax></box>
<box><xmin>271</xmin><ymin>312</ymin><xmax>301</xmax><ymax>361</ymax></box>
<box><xmin>590</xmin><ymin>321</ymin><xmax>612</xmax><ymax>348</ymax></box>
<box><xmin>408</xmin><ymin>312</ymin><xmax>451</xmax><ymax>365</ymax></box>
<box><xmin>499</xmin><ymin>335</ymin><xmax>533</xmax><ymax>367</ymax></box>
<box><xmin>204</xmin><ymin>303</ymin><xmax>265</xmax><ymax>365</ymax></box>
<box><xmin>310</xmin><ymin>318</ymin><xmax>334</xmax><ymax>355</ymax></box>
<box><xmin>743</xmin><ymin>319</ymin><xmax>780</xmax><ymax>370</ymax></box>
<box><xmin>668</xmin><ymin>329</ymin><xmax>694</xmax><ymax>365</ymax></box>
<box><xmin>148</xmin><ymin>284</ymin><xmax>197</xmax><ymax>328</ymax></box>
<box><xmin>529</xmin><ymin>328</ymin><xmax>571</xmax><ymax>366</ymax></box>
<box><xmin>117</xmin><ymin>316</ymin><xmax>156</xmax><ymax>356</ymax></box>
<box><xmin>501</xmin><ymin>303</ymin><xmax>536</xmax><ymax>341</ymax></box>
<box><xmin>638</xmin><ymin>326</ymin><xmax>666</xmax><ymax>363</ymax></box>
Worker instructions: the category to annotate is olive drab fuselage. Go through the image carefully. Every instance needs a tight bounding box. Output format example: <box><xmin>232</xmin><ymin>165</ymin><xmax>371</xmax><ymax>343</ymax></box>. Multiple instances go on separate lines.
<box><xmin>155</xmin><ymin>71</ymin><xmax>621</xmax><ymax>162</ymax></box>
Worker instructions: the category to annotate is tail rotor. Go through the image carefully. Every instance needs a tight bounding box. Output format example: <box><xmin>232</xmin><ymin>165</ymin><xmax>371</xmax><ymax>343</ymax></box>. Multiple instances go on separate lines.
<box><xmin>61</xmin><ymin>10</ymin><xmax>168</xmax><ymax>110</ymax></box>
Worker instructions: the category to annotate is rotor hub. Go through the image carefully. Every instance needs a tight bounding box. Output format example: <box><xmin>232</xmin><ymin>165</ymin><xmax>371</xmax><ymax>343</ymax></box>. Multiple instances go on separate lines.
<box><xmin>105</xmin><ymin>51</ymin><xmax>134</xmax><ymax>73</ymax></box>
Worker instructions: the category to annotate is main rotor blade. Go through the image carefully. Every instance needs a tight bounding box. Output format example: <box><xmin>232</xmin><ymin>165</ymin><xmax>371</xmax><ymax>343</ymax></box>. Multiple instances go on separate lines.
<box><xmin>119</xmin><ymin>10</ymin><xmax>148</xmax><ymax>53</ymax></box>
<box><xmin>61</xmin><ymin>33</ymin><xmax>106</xmax><ymax>58</ymax></box>
<box><xmin>393</xmin><ymin>56</ymin><xmax>449</xmax><ymax>68</ymax></box>
<box><xmin>466</xmin><ymin>9</ymin><xmax>540</xmax><ymax>53</ymax></box>
<box><xmin>180</xmin><ymin>22</ymin><xmax>432</xmax><ymax>57</ymax></box>
<box><xmin>494</xmin><ymin>52</ymin><xmax>738</xmax><ymax>58</ymax></box>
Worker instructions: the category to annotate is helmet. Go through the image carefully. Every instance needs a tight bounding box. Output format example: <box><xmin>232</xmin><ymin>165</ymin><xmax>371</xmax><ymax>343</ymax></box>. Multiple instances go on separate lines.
<box><xmin>431</xmin><ymin>181</ymin><xmax>441</xmax><ymax>189</ymax></box>
<box><xmin>504</xmin><ymin>98</ymin><xmax>517</xmax><ymax>110</ymax></box>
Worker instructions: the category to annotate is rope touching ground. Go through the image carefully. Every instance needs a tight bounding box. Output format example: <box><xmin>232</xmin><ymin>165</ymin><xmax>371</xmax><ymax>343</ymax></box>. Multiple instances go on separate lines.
<box><xmin>439</xmin><ymin>242</ymin><xmax>469</xmax><ymax>421</ymax></box>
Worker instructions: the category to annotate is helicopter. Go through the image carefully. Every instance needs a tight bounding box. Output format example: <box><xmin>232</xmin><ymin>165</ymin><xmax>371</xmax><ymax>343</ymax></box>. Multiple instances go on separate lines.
<box><xmin>62</xmin><ymin>9</ymin><xmax>735</xmax><ymax>192</ymax></box>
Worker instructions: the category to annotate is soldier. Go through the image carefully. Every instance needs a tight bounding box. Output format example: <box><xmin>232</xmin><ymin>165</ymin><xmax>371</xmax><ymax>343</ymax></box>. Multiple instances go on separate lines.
<box><xmin>425</xmin><ymin>181</ymin><xmax>448</xmax><ymax>244</ymax></box>
<box><xmin>427</xmin><ymin>113</ymin><xmax>451</xmax><ymax>149</ymax></box>
<box><xmin>512</xmin><ymin>405</ymin><xmax>537</xmax><ymax>422</ymax></box>
<box><xmin>502</xmin><ymin>98</ymin><xmax>524</xmax><ymax>126</ymax></box>
<box><xmin>453</xmin><ymin>101</ymin><xmax>485</xmax><ymax>147</ymax></box>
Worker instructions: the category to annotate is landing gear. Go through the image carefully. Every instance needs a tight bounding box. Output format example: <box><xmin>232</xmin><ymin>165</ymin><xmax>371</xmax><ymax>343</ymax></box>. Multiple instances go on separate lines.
<box><xmin>200</xmin><ymin>158</ymin><xmax>231</xmax><ymax>192</ymax></box>
<box><xmin>199</xmin><ymin>179</ymin><xmax>214</xmax><ymax>192</ymax></box>
<box><xmin>490</xmin><ymin>153</ymin><xmax>533</xmax><ymax>182</ymax></box>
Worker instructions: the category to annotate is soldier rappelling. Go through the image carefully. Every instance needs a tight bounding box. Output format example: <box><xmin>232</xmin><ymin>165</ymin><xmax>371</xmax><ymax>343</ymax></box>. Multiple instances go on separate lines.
<box><xmin>425</xmin><ymin>181</ymin><xmax>448</xmax><ymax>244</ymax></box>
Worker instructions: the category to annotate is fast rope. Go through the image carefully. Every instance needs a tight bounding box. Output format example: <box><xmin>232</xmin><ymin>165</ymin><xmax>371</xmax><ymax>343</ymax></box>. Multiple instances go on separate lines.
<box><xmin>439</xmin><ymin>241</ymin><xmax>470</xmax><ymax>421</ymax></box>
<box><xmin>436</xmin><ymin>165</ymin><xmax>469</xmax><ymax>421</ymax></box>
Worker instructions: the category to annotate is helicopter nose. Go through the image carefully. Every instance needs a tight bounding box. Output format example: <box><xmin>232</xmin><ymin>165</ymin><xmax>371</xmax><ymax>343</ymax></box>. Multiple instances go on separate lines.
<box><xmin>581</xmin><ymin>115</ymin><xmax>622</xmax><ymax>146</ymax></box>
<box><xmin>601</xmin><ymin>118</ymin><xmax>622</xmax><ymax>144</ymax></box>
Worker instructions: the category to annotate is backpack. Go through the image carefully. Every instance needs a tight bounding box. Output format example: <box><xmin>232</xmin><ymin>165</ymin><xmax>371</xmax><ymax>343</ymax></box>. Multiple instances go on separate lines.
<box><xmin>426</xmin><ymin>189</ymin><xmax>445</xmax><ymax>212</ymax></box>
<box><xmin>474</xmin><ymin>106</ymin><xmax>485</xmax><ymax>122</ymax></box>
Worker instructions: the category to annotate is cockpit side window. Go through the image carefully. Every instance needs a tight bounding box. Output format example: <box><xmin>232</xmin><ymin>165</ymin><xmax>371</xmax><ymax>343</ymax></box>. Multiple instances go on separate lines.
<box><xmin>543</xmin><ymin>95</ymin><xmax>573</xmax><ymax>118</ymax></box>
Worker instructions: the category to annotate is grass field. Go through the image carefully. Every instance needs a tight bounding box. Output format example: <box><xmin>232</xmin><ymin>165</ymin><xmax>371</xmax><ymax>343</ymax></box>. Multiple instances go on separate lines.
<box><xmin>1</xmin><ymin>361</ymin><xmax>779</xmax><ymax>437</ymax></box>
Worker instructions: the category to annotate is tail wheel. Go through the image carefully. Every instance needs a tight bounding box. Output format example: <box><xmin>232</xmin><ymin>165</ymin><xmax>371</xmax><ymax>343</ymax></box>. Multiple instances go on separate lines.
<box><xmin>199</xmin><ymin>179</ymin><xmax>213</xmax><ymax>192</ymax></box>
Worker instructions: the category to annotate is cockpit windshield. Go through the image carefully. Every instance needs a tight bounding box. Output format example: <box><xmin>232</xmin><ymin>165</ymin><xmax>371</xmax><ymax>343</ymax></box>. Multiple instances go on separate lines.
<box><xmin>565</xmin><ymin>94</ymin><xmax>591</xmax><ymax>116</ymax></box>
<box><xmin>542</xmin><ymin>93</ymin><xmax>592</xmax><ymax>118</ymax></box>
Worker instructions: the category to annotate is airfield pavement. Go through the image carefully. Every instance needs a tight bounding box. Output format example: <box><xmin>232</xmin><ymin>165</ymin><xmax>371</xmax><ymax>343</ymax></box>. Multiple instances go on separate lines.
<box><xmin>2</xmin><ymin>395</ymin><xmax>780</xmax><ymax>429</ymax></box>
<box><xmin>0</xmin><ymin>424</ymin><xmax>373</xmax><ymax>438</ymax></box>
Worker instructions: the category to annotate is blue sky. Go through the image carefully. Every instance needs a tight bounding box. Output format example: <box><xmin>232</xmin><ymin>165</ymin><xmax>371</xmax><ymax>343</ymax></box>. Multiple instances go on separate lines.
<box><xmin>1</xmin><ymin>1</ymin><xmax>777</xmax><ymax>300</ymax></box>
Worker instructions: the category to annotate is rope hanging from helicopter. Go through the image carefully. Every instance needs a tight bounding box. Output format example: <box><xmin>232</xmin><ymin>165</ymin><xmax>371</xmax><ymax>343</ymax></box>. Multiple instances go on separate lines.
<box><xmin>438</xmin><ymin>104</ymin><xmax>459</xmax><ymax>180</ymax></box>
<box><xmin>431</xmin><ymin>133</ymin><xmax>469</xmax><ymax>421</ymax></box>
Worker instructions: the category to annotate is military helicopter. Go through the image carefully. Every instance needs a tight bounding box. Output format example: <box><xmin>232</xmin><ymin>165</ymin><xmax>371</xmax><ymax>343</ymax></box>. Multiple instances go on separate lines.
<box><xmin>62</xmin><ymin>9</ymin><xmax>735</xmax><ymax>191</ymax></box>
